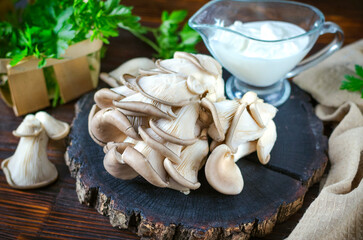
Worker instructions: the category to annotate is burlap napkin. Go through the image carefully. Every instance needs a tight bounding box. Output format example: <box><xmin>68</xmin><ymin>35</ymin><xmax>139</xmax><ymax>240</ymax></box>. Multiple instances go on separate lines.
<box><xmin>287</xmin><ymin>40</ymin><xmax>363</xmax><ymax>239</ymax></box>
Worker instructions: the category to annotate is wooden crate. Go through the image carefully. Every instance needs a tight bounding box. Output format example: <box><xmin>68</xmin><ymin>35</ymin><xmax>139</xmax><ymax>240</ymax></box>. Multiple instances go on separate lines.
<box><xmin>0</xmin><ymin>39</ymin><xmax>103</xmax><ymax>116</ymax></box>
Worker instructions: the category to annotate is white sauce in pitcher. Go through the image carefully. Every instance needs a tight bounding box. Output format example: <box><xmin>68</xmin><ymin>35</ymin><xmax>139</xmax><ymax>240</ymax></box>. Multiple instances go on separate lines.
<box><xmin>209</xmin><ymin>21</ymin><xmax>309</xmax><ymax>87</ymax></box>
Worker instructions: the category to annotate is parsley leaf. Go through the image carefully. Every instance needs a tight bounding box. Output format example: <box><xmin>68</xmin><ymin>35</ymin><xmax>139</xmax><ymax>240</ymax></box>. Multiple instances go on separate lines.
<box><xmin>340</xmin><ymin>65</ymin><xmax>363</xmax><ymax>98</ymax></box>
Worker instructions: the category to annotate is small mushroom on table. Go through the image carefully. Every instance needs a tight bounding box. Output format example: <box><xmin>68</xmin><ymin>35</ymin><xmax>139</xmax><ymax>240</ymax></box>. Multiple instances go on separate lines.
<box><xmin>91</xmin><ymin>51</ymin><xmax>278</xmax><ymax>195</ymax></box>
<box><xmin>1</xmin><ymin>112</ymin><xmax>70</xmax><ymax>189</ymax></box>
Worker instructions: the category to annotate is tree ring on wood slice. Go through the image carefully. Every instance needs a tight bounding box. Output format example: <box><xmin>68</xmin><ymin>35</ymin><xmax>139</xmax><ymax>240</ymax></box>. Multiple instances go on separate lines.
<box><xmin>65</xmin><ymin>83</ymin><xmax>328</xmax><ymax>240</ymax></box>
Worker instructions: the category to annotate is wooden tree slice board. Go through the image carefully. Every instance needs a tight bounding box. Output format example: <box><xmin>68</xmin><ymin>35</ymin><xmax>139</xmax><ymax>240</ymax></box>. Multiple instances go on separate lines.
<box><xmin>65</xmin><ymin>83</ymin><xmax>328</xmax><ymax>240</ymax></box>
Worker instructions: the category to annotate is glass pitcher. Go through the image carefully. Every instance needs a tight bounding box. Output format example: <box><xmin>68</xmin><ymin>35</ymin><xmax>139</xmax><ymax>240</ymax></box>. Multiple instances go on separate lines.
<box><xmin>189</xmin><ymin>0</ymin><xmax>344</xmax><ymax>106</ymax></box>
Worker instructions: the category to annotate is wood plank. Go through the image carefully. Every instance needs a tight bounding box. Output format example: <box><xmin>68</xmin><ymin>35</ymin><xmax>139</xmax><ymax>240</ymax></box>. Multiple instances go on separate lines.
<box><xmin>65</xmin><ymin>83</ymin><xmax>327</xmax><ymax>239</ymax></box>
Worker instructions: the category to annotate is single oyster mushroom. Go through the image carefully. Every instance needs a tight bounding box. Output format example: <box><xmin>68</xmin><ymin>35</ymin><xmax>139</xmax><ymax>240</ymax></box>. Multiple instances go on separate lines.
<box><xmin>103</xmin><ymin>142</ymin><xmax>139</xmax><ymax>180</ymax></box>
<box><xmin>239</xmin><ymin>91</ymin><xmax>259</xmax><ymax>105</ymax></box>
<box><xmin>103</xmin><ymin>129</ymin><xmax>169</xmax><ymax>187</ymax></box>
<box><xmin>174</xmin><ymin>52</ymin><xmax>225</xmax><ymax>102</ymax></box>
<box><xmin>116</xmin><ymin>92</ymin><xmax>177</xmax><ymax>119</ymax></box>
<box><xmin>34</xmin><ymin>111</ymin><xmax>70</xmax><ymax>140</ymax></box>
<box><xmin>89</xmin><ymin>106</ymin><xmax>140</xmax><ymax>146</ymax></box>
<box><xmin>201</xmin><ymin>98</ymin><xmax>239</xmax><ymax>142</ymax></box>
<box><xmin>94</xmin><ymin>88</ymin><xmax>125</xmax><ymax>109</ymax></box>
<box><xmin>257</xmin><ymin>121</ymin><xmax>277</xmax><ymax>165</ymax></box>
<box><xmin>225</xmin><ymin>102</ymin><xmax>264</xmax><ymax>152</ymax></box>
<box><xmin>100</xmin><ymin>58</ymin><xmax>155</xmax><ymax>87</ymax></box>
<box><xmin>249</xmin><ymin>101</ymin><xmax>278</xmax><ymax>128</ymax></box>
<box><xmin>152</xmin><ymin>103</ymin><xmax>200</xmax><ymax>145</ymax></box>
<box><xmin>109</xmin><ymin>57</ymin><xmax>155</xmax><ymax>85</ymax></box>
<box><xmin>205</xmin><ymin>144</ymin><xmax>244</xmax><ymax>195</ymax></box>
<box><xmin>135</xmin><ymin>73</ymin><xmax>199</xmax><ymax>106</ymax></box>
<box><xmin>113</xmin><ymin>100</ymin><xmax>173</xmax><ymax>120</ymax></box>
<box><xmin>122</xmin><ymin>145</ymin><xmax>168</xmax><ymax>188</ymax></box>
<box><xmin>163</xmin><ymin>129</ymin><xmax>209</xmax><ymax>190</ymax></box>
<box><xmin>1</xmin><ymin>113</ymin><xmax>68</xmax><ymax>189</ymax></box>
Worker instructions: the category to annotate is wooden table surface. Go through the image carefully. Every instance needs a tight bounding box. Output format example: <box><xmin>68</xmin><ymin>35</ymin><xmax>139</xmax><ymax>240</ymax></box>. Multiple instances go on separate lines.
<box><xmin>0</xmin><ymin>0</ymin><xmax>362</xmax><ymax>239</ymax></box>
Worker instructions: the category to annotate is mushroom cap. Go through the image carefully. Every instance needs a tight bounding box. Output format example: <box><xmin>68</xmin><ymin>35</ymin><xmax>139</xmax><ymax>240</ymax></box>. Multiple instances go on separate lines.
<box><xmin>35</xmin><ymin>111</ymin><xmax>70</xmax><ymax>140</ymax></box>
<box><xmin>89</xmin><ymin>106</ymin><xmax>140</xmax><ymax>146</ymax></box>
<box><xmin>94</xmin><ymin>88</ymin><xmax>124</xmax><ymax>109</ymax></box>
<box><xmin>113</xmin><ymin>101</ymin><xmax>172</xmax><ymax>120</ymax></box>
<box><xmin>249</xmin><ymin>102</ymin><xmax>277</xmax><ymax>128</ymax></box>
<box><xmin>103</xmin><ymin>143</ymin><xmax>139</xmax><ymax>180</ymax></box>
<box><xmin>201</xmin><ymin>98</ymin><xmax>224</xmax><ymax>142</ymax></box>
<box><xmin>135</xmin><ymin>73</ymin><xmax>199</xmax><ymax>106</ymax></box>
<box><xmin>111</xmin><ymin>85</ymin><xmax>137</xmax><ymax>97</ymax></box>
<box><xmin>239</xmin><ymin>91</ymin><xmax>258</xmax><ymax>105</ymax></box>
<box><xmin>163</xmin><ymin>132</ymin><xmax>209</xmax><ymax>190</ymax></box>
<box><xmin>201</xmin><ymin>98</ymin><xmax>239</xmax><ymax>142</ymax></box>
<box><xmin>257</xmin><ymin>120</ymin><xmax>277</xmax><ymax>165</ymax></box>
<box><xmin>122</xmin><ymin>146</ymin><xmax>168</xmax><ymax>188</ymax></box>
<box><xmin>138</xmin><ymin>126</ymin><xmax>182</xmax><ymax>165</ymax></box>
<box><xmin>205</xmin><ymin>144</ymin><xmax>244</xmax><ymax>195</ymax></box>
<box><xmin>13</xmin><ymin>114</ymin><xmax>43</xmax><ymax>137</ymax></box>
<box><xmin>225</xmin><ymin>103</ymin><xmax>264</xmax><ymax>152</ymax></box>
<box><xmin>153</xmin><ymin>103</ymin><xmax>199</xmax><ymax>143</ymax></box>
<box><xmin>109</xmin><ymin>57</ymin><xmax>155</xmax><ymax>84</ymax></box>
<box><xmin>149</xmin><ymin>119</ymin><xmax>198</xmax><ymax>146</ymax></box>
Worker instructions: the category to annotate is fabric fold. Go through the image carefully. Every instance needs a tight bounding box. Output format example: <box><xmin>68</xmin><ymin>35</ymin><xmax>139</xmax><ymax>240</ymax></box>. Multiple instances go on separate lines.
<box><xmin>288</xmin><ymin>40</ymin><xmax>363</xmax><ymax>240</ymax></box>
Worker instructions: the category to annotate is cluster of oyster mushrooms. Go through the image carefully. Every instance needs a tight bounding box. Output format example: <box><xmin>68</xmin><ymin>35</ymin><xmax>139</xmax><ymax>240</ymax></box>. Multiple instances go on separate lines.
<box><xmin>89</xmin><ymin>52</ymin><xmax>277</xmax><ymax>195</ymax></box>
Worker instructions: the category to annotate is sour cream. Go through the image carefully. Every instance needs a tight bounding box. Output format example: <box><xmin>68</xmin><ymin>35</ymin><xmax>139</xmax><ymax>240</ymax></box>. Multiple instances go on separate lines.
<box><xmin>209</xmin><ymin>21</ymin><xmax>309</xmax><ymax>87</ymax></box>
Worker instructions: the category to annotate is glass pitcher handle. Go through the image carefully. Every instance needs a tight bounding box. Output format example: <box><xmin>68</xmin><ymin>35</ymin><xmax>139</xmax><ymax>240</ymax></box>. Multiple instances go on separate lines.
<box><xmin>286</xmin><ymin>22</ymin><xmax>344</xmax><ymax>78</ymax></box>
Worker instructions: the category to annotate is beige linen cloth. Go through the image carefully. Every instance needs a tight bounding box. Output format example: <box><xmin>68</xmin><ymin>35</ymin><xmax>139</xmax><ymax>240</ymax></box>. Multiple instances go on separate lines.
<box><xmin>287</xmin><ymin>40</ymin><xmax>363</xmax><ymax>239</ymax></box>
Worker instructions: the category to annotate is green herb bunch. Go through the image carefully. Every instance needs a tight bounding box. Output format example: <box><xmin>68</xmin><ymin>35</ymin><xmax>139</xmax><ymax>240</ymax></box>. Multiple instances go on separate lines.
<box><xmin>340</xmin><ymin>64</ymin><xmax>363</xmax><ymax>98</ymax></box>
<box><xmin>0</xmin><ymin>0</ymin><xmax>201</xmax><ymax>67</ymax></box>
<box><xmin>0</xmin><ymin>0</ymin><xmax>145</xmax><ymax>67</ymax></box>
<box><xmin>0</xmin><ymin>0</ymin><xmax>201</xmax><ymax>107</ymax></box>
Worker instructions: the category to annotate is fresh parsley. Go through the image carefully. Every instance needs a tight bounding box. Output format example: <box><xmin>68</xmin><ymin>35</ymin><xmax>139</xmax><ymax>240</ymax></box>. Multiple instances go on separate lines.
<box><xmin>340</xmin><ymin>65</ymin><xmax>363</xmax><ymax>98</ymax></box>
<box><xmin>0</xmin><ymin>0</ymin><xmax>202</xmax><ymax>107</ymax></box>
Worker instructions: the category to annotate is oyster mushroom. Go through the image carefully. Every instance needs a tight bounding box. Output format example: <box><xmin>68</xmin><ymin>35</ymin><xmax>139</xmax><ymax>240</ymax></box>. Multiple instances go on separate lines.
<box><xmin>34</xmin><ymin>111</ymin><xmax>70</xmax><ymax>140</ymax></box>
<box><xmin>201</xmin><ymin>98</ymin><xmax>239</xmax><ymax>142</ymax></box>
<box><xmin>205</xmin><ymin>144</ymin><xmax>244</xmax><ymax>195</ymax></box>
<box><xmin>135</xmin><ymin>73</ymin><xmax>199</xmax><ymax>106</ymax></box>
<box><xmin>1</xmin><ymin>113</ymin><xmax>69</xmax><ymax>189</ymax></box>
<box><xmin>249</xmin><ymin>101</ymin><xmax>278</xmax><ymax>128</ymax></box>
<box><xmin>116</xmin><ymin>92</ymin><xmax>177</xmax><ymax>119</ymax></box>
<box><xmin>94</xmin><ymin>88</ymin><xmax>125</xmax><ymax>109</ymax></box>
<box><xmin>163</xmin><ymin>129</ymin><xmax>209</xmax><ymax>190</ymax></box>
<box><xmin>173</xmin><ymin>52</ymin><xmax>225</xmax><ymax>102</ymax></box>
<box><xmin>103</xmin><ymin>142</ymin><xmax>139</xmax><ymax>180</ymax></box>
<box><xmin>257</xmin><ymin>121</ymin><xmax>277</xmax><ymax>165</ymax></box>
<box><xmin>89</xmin><ymin>106</ymin><xmax>140</xmax><ymax>146</ymax></box>
<box><xmin>152</xmin><ymin>103</ymin><xmax>200</xmax><ymax>144</ymax></box>
<box><xmin>113</xmin><ymin>101</ymin><xmax>172</xmax><ymax>120</ymax></box>
<box><xmin>110</xmin><ymin>58</ymin><xmax>155</xmax><ymax>82</ymax></box>
<box><xmin>225</xmin><ymin>102</ymin><xmax>264</xmax><ymax>152</ymax></box>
